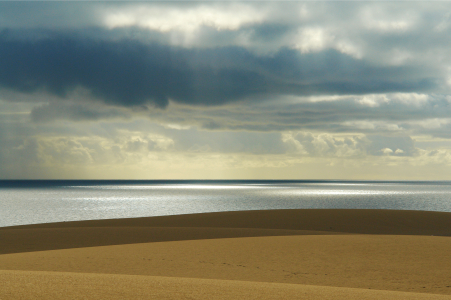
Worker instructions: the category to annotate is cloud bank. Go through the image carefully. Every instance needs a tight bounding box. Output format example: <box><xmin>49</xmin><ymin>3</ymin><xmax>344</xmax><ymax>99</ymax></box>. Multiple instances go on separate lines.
<box><xmin>1</xmin><ymin>1</ymin><xmax>451</xmax><ymax>179</ymax></box>
<box><xmin>0</xmin><ymin>31</ymin><xmax>436</xmax><ymax>109</ymax></box>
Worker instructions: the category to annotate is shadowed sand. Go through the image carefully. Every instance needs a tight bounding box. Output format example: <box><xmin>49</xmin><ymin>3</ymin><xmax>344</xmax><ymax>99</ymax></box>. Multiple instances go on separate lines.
<box><xmin>1</xmin><ymin>209</ymin><xmax>451</xmax><ymax>299</ymax></box>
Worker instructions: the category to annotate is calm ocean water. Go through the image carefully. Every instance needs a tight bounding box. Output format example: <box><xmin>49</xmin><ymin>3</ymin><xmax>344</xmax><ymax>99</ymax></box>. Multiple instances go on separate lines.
<box><xmin>1</xmin><ymin>180</ymin><xmax>451</xmax><ymax>227</ymax></box>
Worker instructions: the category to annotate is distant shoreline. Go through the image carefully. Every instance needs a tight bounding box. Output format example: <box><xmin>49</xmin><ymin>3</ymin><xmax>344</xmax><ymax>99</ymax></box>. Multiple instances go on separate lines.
<box><xmin>1</xmin><ymin>179</ymin><xmax>451</xmax><ymax>188</ymax></box>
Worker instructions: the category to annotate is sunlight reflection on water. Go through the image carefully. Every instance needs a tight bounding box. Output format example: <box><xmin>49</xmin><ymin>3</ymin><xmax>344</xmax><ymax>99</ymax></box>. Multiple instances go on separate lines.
<box><xmin>1</xmin><ymin>181</ymin><xmax>451</xmax><ymax>227</ymax></box>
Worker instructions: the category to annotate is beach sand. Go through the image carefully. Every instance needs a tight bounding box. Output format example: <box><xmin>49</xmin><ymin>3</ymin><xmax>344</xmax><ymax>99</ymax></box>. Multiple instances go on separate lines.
<box><xmin>1</xmin><ymin>209</ymin><xmax>451</xmax><ymax>299</ymax></box>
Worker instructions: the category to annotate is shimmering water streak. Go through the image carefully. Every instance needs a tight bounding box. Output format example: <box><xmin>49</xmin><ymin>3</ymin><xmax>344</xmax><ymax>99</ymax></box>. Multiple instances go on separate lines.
<box><xmin>1</xmin><ymin>180</ymin><xmax>451</xmax><ymax>227</ymax></box>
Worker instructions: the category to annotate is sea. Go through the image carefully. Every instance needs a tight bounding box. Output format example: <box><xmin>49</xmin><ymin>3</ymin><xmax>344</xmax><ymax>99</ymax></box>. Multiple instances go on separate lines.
<box><xmin>1</xmin><ymin>180</ymin><xmax>451</xmax><ymax>228</ymax></box>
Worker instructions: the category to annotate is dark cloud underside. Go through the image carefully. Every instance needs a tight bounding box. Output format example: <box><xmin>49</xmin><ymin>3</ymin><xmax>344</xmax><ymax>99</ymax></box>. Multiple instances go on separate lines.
<box><xmin>0</xmin><ymin>30</ymin><xmax>437</xmax><ymax>108</ymax></box>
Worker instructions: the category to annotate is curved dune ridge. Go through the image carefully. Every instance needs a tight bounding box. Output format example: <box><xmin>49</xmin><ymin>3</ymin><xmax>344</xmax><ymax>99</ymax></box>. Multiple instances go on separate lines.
<box><xmin>2</xmin><ymin>271</ymin><xmax>451</xmax><ymax>300</ymax></box>
<box><xmin>1</xmin><ymin>209</ymin><xmax>451</xmax><ymax>299</ymax></box>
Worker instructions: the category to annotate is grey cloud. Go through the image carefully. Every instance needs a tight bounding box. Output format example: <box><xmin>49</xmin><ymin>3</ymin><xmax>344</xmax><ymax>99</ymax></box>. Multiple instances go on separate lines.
<box><xmin>147</xmin><ymin>140</ymin><xmax>158</xmax><ymax>151</ymax></box>
<box><xmin>0</xmin><ymin>2</ymin><xmax>101</xmax><ymax>29</ymax></box>
<box><xmin>125</xmin><ymin>139</ymin><xmax>148</xmax><ymax>152</ymax></box>
<box><xmin>2</xmin><ymin>2</ymin><xmax>451</xmax><ymax>65</ymax></box>
<box><xmin>41</xmin><ymin>138</ymin><xmax>94</xmax><ymax>165</ymax></box>
<box><xmin>366</xmin><ymin>135</ymin><xmax>417</xmax><ymax>156</ymax></box>
<box><xmin>0</xmin><ymin>108</ymin><xmax>439</xmax><ymax>180</ymax></box>
<box><xmin>0</xmin><ymin>30</ymin><xmax>438</xmax><ymax>110</ymax></box>
<box><xmin>167</xmin><ymin>128</ymin><xmax>288</xmax><ymax>154</ymax></box>
<box><xmin>30</xmin><ymin>102</ymin><xmax>131</xmax><ymax>122</ymax></box>
<box><xmin>409</xmin><ymin>122</ymin><xmax>451</xmax><ymax>140</ymax></box>
<box><xmin>142</xmin><ymin>94</ymin><xmax>450</xmax><ymax>138</ymax></box>
<box><xmin>292</xmin><ymin>132</ymin><xmax>367</xmax><ymax>157</ymax></box>
<box><xmin>0</xmin><ymin>119</ymin><xmax>118</xmax><ymax>176</ymax></box>
<box><xmin>286</xmin><ymin>131</ymin><xmax>418</xmax><ymax>157</ymax></box>
<box><xmin>1</xmin><ymin>1</ymin><xmax>451</xmax><ymax>180</ymax></box>
<box><xmin>0</xmin><ymin>117</ymin><xmax>289</xmax><ymax>179</ymax></box>
<box><xmin>0</xmin><ymin>133</ymin><xmax>42</xmax><ymax>179</ymax></box>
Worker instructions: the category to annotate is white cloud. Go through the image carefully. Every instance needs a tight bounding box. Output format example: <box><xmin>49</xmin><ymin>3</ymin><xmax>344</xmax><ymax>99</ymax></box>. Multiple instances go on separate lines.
<box><xmin>356</xmin><ymin>94</ymin><xmax>390</xmax><ymax>107</ymax></box>
<box><xmin>412</xmin><ymin>118</ymin><xmax>451</xmax><ymax>129</ymax></box>
<box><xmin>283</xmin><ymin>132</ymin><xmax>366</xmax><ymax>158</ymax></box>
<box><xmin>334</xmin><ymin>40</ymin><xmax>362</xmax><ymax>59</ymax></box>
<box><xmin>355</xmin><ymin>93</ymin><xmax>429</xmax><ymax>107</ymax></box>
<box><xmin>391</xmin><ymin>93</ymin><xmax>429</xmax><ymax>106</ymax></box>
<box><xmin>381</xmin><ymin>148</ymin><xmax>394</xmax><ymax>155</ymax></box>
<box><xmin>360</xmin><ymin>4</ymin><xmax>417</xmax><ymax>33</ymax></box>
<box><xmin>292</xmin><ymin>27</ymin><xmax>361</xmax><ymax>58</ymax></box>
<box><xmin>102</xmin><ymin>4</ymin><xmax>265</xmax><ymax>33</ymax></box>
<box><xmin>164</xmin><ymin>123</ymin><xmax>191</xmax><ymax>130</ymax></box>
<box><xmin>293</xmin><ymin>27</ymin><xmax>332</xmax><ymax>53</ymax></box>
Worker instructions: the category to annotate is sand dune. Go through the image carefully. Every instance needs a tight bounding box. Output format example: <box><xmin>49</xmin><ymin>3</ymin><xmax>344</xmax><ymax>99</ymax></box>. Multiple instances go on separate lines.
<box><xmin>7</xmin><ymin>209</ymin><xmax>451</xmax><ymax>235</ymax></box>
<box><xmin>1</xmin><ymin>209</ymin><xmax>451</xmax><ymax>299</ymax></box>
<box><xmin>0</xmin><ymin>227</ymin><xmax>327</xmax><ymax>254</ymax></box>
<box><xmin>2</xmin><ymin>209</ymin><xmax>451</xmax><ymax>254</ymax></box>
<box><xmin>2</xmin><ymin>234</ymin><xmax>451</xmax><ymax>295</ymax></box>
<box><xmin>1</xmin><ymin>270</ymin><xmax>450</xmax><ymax>300</ymax></box>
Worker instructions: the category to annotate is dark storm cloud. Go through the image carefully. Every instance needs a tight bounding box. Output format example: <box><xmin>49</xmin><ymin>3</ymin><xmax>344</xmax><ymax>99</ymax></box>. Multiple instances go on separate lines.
<box><xmin>0</xmin><ymin>30</ymin><xmax>437</xmax><ymax>109</ymax></box>
<box><xmin>245</xmin><ymin>23</ymin><xmax>293</xmax><ymax>42</ymax></box>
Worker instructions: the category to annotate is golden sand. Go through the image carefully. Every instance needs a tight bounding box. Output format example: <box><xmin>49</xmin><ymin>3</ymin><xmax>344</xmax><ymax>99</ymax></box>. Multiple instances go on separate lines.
<box><xmin>2</xmin><ymin>270</ymin><xmax>451</xmax><ymax>300</ymax></box>
<box><xmin>1</xmin><ymin>209</ymin><xmax>451</xmax><ymax>299</ymax></box>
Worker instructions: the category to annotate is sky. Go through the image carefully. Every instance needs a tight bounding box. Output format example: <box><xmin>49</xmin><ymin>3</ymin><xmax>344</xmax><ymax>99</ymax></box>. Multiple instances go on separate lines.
<box><xmin>1</xmin><ymin>1</ymin><xmax>451</xmax><ymax>180</ymax></box>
